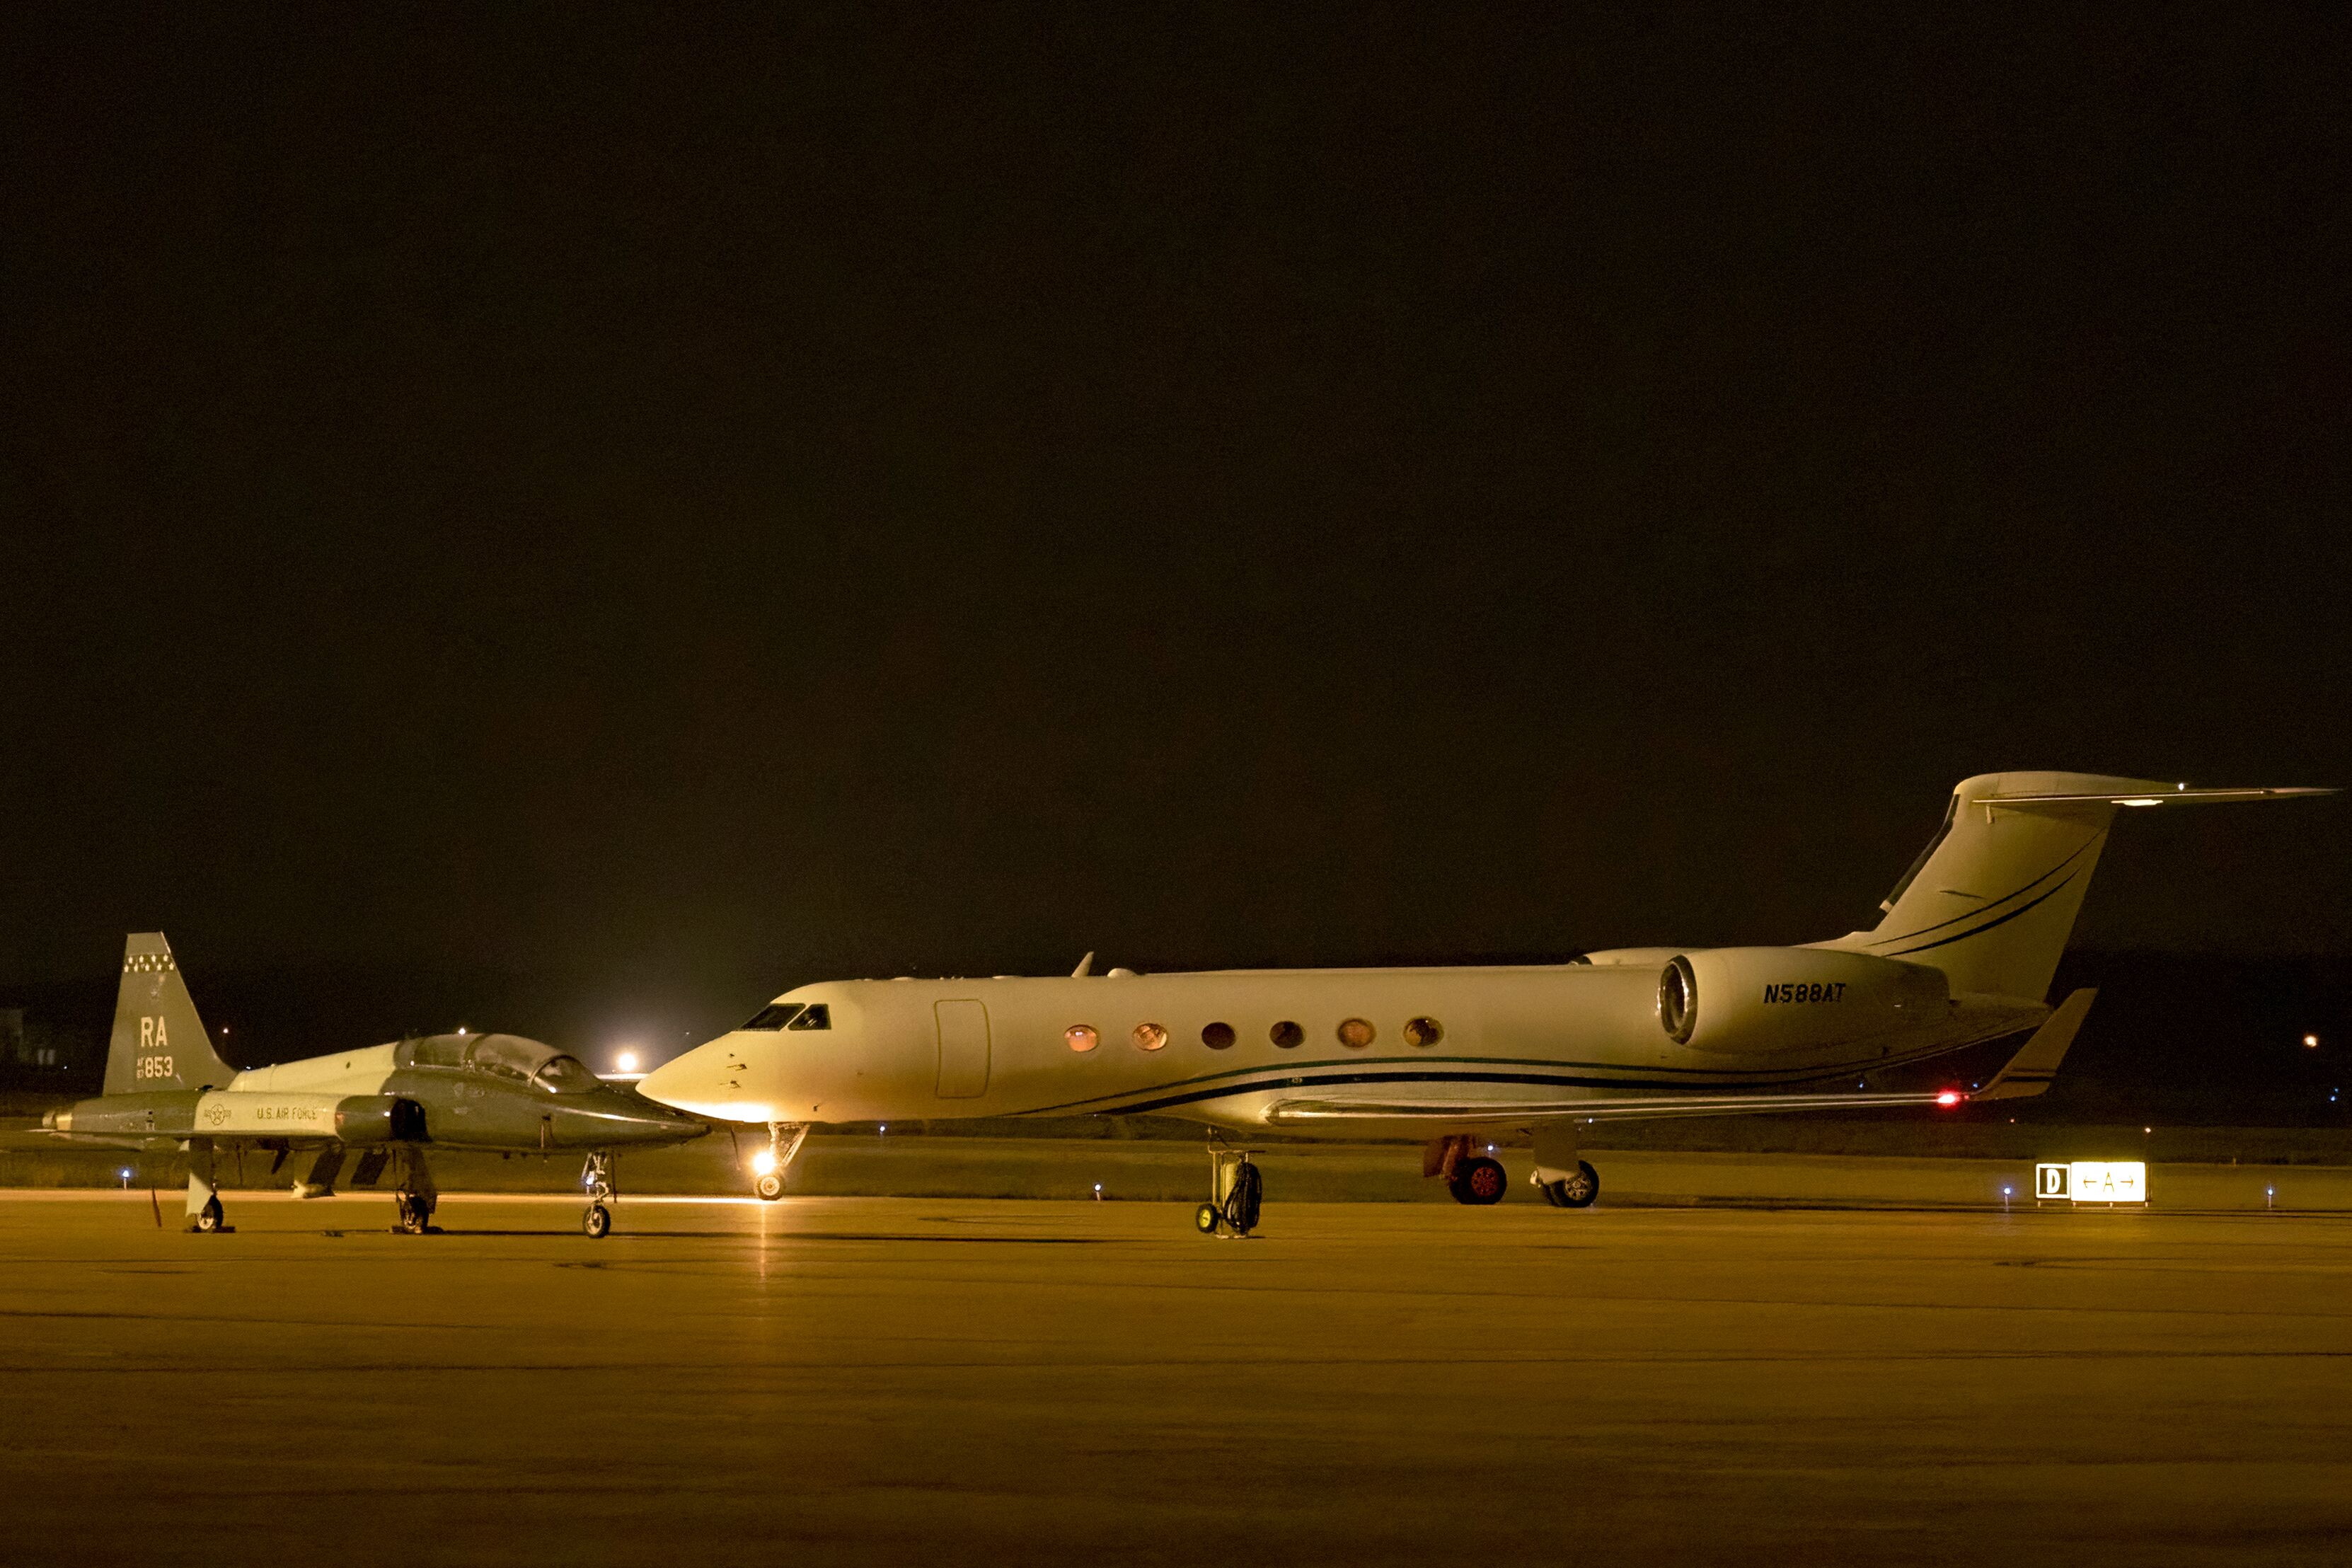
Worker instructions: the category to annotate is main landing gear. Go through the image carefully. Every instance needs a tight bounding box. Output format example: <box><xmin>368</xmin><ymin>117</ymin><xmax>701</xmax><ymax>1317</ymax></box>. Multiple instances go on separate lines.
<box><xmin>392</xmin><ymin>1148</ymin><xmax>441</xmax><ymax>1235</ymax></box>
<box><xmin>1196</xmin><ymin>1145</ymin><xmax>1264</xmax><ymax>1238</ymax></box>
<box><xmin>582</xmin><ymin>1151</ymin><xmax>616</xmax><ymax>1238</ymax></box>
<box><xmin>1422</xmin><ymin>1129</ymin><xmax>1604</xmax><ymax>1210</ymax></box>
<box><xmin>1425</xmin><ymin>1135</ymin><xmax>1508</xmax><ymax>1206</ymax></box>
<box><xmin>1450</xmin><ymin>1155</ymin><xmax>1509</xmax><ymax>1206</ymax></box>
<box><xmin>1536</xmin><ymin>1160</ymin><xmax>1601</xmax><ymax>1209</ymax></box>
<box><xmin>1530</xmin><ymin>1122</ymin><xmax>1600</xmax><ymax>1209</ymax></box>
<box><xmin>184</xmin><ymin>1138</ymin><xmax>234</xmax><ymax>1234</ymax></box>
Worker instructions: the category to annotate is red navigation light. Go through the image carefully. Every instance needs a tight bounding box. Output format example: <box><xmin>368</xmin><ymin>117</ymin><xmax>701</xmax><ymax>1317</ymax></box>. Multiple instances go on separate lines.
<box><xmin>1935</xmin><ymin>1090</ymin><xmax>1964</xmax><ymax>1107</ymax></box>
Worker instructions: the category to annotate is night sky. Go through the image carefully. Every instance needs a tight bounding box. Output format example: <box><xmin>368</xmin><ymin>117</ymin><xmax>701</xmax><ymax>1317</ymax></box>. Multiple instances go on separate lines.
<box><xmin>4</xmin><ymin>8</ymin><xmax>2348</xmax><ymax>1065</ymax></box>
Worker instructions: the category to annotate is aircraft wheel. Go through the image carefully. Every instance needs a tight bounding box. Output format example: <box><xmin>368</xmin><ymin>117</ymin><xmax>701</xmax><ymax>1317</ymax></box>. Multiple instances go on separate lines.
<box><xmin>1449</xmin><ymin>1155</ymin><xmax>1508</xmax><ymax>1206</ymax></box>
<box><xmin>583</xmin><ymin>1203</ymin><xmax>612</xmax><ymax>1240</ymax></box>
<box><xmin>1540</xmin><ymin>1161</ymin><xmax>1601</xmax><ymax>1209</ymax></box>
<box><xmin>1194</xmin><ymin>1201</ymin><xmax>1221</xmax><ymax>1235</ymax></box>
<box><xmin>754</xmin><ymin>1172</ymin><xmax>785</xmax><ymax>1201</ymax></box>
<box><xmin>193</xmin><ymin>1197</ymin><xmax>226</xmax><ymax>1233</ymax></box>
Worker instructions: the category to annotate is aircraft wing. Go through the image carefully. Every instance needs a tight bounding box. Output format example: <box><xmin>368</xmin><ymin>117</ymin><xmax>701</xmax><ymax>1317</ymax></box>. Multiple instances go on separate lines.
<box><xmin>1268</xmin><ymin>1087</ymin><xmax>1967</xmax><ymax>1126</ymax></box>
<box><xmin>1271</xmin><ymin>989</ymin><xmax>2096</xmax><ymax>1128</ymax></box>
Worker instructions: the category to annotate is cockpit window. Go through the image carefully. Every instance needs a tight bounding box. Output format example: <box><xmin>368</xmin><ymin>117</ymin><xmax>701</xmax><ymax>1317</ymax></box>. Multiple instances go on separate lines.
<box><xmin>398</xmin><ymin>1034</ymin><xmax>470</xmax><ymax>1069</ymax></box>
<box><xmin>743</xmin><ymin>1003</ymin><xmax>803</xmax><ymax>1030</ymax></box>
<box><xmin>533</xmin><ymin>1054</ymin><xmax>599</xmax><ymax>1093</ymax></box>
<box><xmin>787</xmin><ymin>1003</ymin><xmax>831</xmax><ymax>1031</ymax></box>
<box><xmin>465</xmin><ymin>1033</ymin><xmax>561</xmax><ymax>1084</ymax></box>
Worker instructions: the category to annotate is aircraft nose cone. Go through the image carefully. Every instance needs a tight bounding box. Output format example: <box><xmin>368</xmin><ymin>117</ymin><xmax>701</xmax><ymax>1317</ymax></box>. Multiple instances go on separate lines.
<box><xmin>639</xmin><ymin>1037</ymin><xmax>768</xmax><ymax>1123</ymax></box>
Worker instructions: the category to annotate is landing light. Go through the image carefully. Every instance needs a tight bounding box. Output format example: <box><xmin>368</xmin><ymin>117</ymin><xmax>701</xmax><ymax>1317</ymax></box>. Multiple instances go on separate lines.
<box><xmin>1935</xmin><ymin>1090</ymin><xmax>1963</xmax><ymax>1107</ymax></box>
<box><xmin>749</xmin><ymin>1150</ymin><xmax>778</xmax><ymax>1176</ymax></box>
<box><xmin>616</xmin><ymin>1050</ymin><xmax>640</xmax><ymax>1073</ymax></box>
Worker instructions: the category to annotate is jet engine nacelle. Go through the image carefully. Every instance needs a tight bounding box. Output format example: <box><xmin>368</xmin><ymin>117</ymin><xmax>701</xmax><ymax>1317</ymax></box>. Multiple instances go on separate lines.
<box><xmin>333</xmin><ymin>1095</ymin><xmax>429</xmax><ymax>1143</ymax></box>
<box><xmin>1658</xmin><ymin>947</ymin><xmax>1948</xmax><ymax>1054</ymax></box>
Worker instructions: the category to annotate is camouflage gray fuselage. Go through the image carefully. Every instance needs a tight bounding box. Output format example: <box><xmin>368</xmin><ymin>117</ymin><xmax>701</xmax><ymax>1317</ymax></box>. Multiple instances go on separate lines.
<box><xmin>45</xmin><ymin>1032</ymin><xmax>704</xmax><ymax>1155</ymax></box>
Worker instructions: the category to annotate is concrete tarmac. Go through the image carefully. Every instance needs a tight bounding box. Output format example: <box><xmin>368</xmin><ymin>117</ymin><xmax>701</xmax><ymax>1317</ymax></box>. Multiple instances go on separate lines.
<box><xmin>4</xmin><ymin>1189</ymin><xmax>2351</xmax><ymax>1567</ymax></box>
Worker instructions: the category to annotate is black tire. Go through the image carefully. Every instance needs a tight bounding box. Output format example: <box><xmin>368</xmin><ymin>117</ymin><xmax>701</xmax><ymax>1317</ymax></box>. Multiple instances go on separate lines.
<box><xmin>754</xmin><ymin>1172</ymin><xmax>785</xmax><ymax>1201</ymax></box>
<box><xmin>1194</xmin><ymin>1201</ymin><xmax>1221</xmax><ymax>1235</ymax></box>
<box><xmin>1449</xmin><ymin>1155</ymin><xmax>1508</xmax><ymax>1206</ymax></box>
<box><xmin>584</xmin><ymin>1203</ymin><xmax>612</xmax><ymax>1239</ymax></box>
<box><xmin>1558</xmin><ymin>1160</ymin><xmax>1600</xmax><ymax>1208</ymax></box>
<box><xmin>1540</xmin><ymin>1161</ymin><xmax>1601</xmax><ymax>1209</ymax></box>
<box><xmin>195</xmin><ymin>1197</ymin><xmax>224</xmax><ymax>1233</ymax></box>
<box><xmin>1223</xmin><ymin>1161</ymin><xmax>1264</xmax><ymax>1235</ymax></box>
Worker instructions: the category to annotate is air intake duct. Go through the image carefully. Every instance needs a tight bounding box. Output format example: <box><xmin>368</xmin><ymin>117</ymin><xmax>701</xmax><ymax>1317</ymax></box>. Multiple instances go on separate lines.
<box><xmin>334</xmin><ymin>1095</ymin><xmax>428</xmax><ymax>1143</ymax></box>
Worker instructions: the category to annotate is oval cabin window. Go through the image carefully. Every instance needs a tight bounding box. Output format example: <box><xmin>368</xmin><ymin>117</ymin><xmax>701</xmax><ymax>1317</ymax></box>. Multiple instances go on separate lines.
<box><xmin>1065</xmin><ymin>1025</ymin><xmax>1099</xmax><ymax>1053</ymax></box>
<box><xmin>1403</xmin><ymin>1016</ymin><xmax>1443</xmax><ymax>1047</ymax></box>
<box><xmin>1201</xmin><ymin>1021</ymin><xmax>1236</xmax><ymax>1049</ymax></box>
<box><xmin>1269</xmin><ymin>1020</ymin><xmax>1305</xmax><ymax>1049</ymax></box>
<box><xmin>1337</xmin><ymin>1017</ymin><xmax>1376</xmax><ymax>1049</ymax></box>
<box><xmin>1132</xmin><ymin>1022</ymin><xmax>1168</xmax><ymax>1052</ymax></box>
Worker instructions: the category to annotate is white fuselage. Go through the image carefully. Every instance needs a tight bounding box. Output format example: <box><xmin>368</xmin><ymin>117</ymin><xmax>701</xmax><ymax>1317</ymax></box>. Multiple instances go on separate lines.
<box><xmin>641</xmin><ymin>961</ymin><xmax>2045</xmax><ymax>1139</ymax></box>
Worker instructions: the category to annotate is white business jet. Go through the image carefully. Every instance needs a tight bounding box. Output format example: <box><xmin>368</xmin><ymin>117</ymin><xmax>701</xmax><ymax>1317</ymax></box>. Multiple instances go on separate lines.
<box><xmin>640</xmin><ymin>773</ymin><xmax>2328</xmax><ymax>1233</ymax></box>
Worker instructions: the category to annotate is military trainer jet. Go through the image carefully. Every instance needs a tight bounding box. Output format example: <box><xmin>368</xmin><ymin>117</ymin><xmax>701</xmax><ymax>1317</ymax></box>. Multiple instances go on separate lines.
<box><xmin>42</xmin><ymin>933</ymin><xmax>706</xmax><ymax>1237</ymax></box>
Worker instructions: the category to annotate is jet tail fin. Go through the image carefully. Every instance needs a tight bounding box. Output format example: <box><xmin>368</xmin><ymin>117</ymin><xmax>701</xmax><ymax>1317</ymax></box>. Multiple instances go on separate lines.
<box><xmin>1822</xmin><ymin>773</ymin><xmax>2333</xmax><ymax>1001</ymax></box>
<box><xmin>103</xmin><ymin>933</ymin><xmax>237</xmax><ymax>1095</ymax></box>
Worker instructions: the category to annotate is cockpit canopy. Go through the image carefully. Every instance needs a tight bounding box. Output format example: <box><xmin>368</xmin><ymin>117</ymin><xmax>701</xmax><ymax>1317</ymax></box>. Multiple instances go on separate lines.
<box><xmin>394</xmin><ymin>1032</ymin><xmax>601</xmax><ymax>1093</ymax></box>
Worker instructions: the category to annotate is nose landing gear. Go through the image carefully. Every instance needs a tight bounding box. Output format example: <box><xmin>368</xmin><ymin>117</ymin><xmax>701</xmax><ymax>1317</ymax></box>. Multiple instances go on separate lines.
<box><xmin>751</xmin><ymin>1122</ymin><xmax>808</xmax><ymax>1201</ymax></box>
<box><xmin>582</xmin><ymin>1150</ymin><xmax>616</xmax><ymax>1238</ymax></box>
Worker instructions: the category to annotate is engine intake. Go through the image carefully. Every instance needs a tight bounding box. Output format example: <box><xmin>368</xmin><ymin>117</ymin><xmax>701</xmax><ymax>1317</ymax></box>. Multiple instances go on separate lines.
<box><xmin>1657</xmin><ymin>947</ymin><xmax>1947</xmax><ymax>1054</ymax></box>
<box><xmin>334</xmin><ymin>1095</ymin><xmax>428</xmax><ymax>1143</ymax></box>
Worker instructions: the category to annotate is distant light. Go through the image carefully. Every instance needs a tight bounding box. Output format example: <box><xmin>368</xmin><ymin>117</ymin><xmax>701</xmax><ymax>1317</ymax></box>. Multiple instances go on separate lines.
<box><xmin>1935</xmin><ymin>1090</ymin><xmax>1962</xmax><ymax>1107</ymax></box>
<box><xmin>2117</xmin><ymin>797</ymin><xmax>2165</xmax><ymax>807</ymax></box>
<box><xmin>2144</xmin><ymin>1126</ymin><xmax>2152</xmax><ymax>1134</ymax></box>
<box><xmin>2305</xmin><ymin>1034</ymin><xmax>2321</xmax><ymax>1049</ymax></box>
<box><xmin>880</xmin><ymin>1124</ymin><xmax>888</xmax><ymax>1135</ymax></box>
<box><xmin>749</xmin><ymin>1150</ymin><xmax>778</xmax><ymax>1176</ymax></box>
<box><xmin>615</xmin><ymin>1050</ymin><xmax>640</xmax><ymax>1074</ymax></box>
<box><xmin>2002</xmin><ymin>1186</ymin><xmax>2013</xmax><ymax>1197</ymax></box>
<box><xmin>457</xmin><ymin>1027</ymin><xmax>467</xmax><ymax>1035</ymax></box>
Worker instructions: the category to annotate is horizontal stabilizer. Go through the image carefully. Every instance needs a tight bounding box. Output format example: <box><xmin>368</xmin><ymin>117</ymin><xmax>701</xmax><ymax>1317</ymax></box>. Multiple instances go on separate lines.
<box><xmin>1981</xmin><ymin>785</ymin><xmax>2334</xmax><ymax>807</ymax></box>
<box><xmin>1975</xmin><ymin>988</ymin><xmax>2095</xmax><ymax>1100</ymax></box>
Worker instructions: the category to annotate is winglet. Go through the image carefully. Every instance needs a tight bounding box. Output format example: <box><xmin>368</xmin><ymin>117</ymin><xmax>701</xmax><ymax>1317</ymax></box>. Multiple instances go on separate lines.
<box><xmin>1976</xmin><ymin>988</ymin><xmax>2096</xmax><ymax>1100</ymax></box>
<box><xmin>1071</xmin><ymin>952</ymin><xmax>1095</xmax><ymax>978</ymax></box>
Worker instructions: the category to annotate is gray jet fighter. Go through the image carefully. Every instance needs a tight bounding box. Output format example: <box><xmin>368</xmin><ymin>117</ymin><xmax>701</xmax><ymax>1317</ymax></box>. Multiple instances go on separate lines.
<box><xmin>42</xmin><ymin>933</ymin><xmax>706</xmax><ymax>1236</ymax></box>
